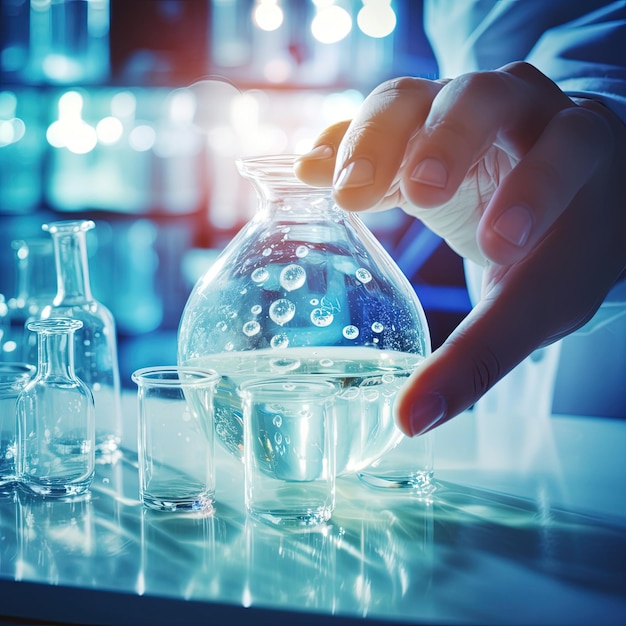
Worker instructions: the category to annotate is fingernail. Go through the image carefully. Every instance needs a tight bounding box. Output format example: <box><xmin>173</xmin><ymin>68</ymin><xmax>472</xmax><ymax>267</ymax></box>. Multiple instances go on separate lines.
<box><xmin>493</xmin><ymin>205</ymin><xmax>533</xmax><ymax>247</ymax></box>
<box><xmin>334</xmin><ymin>158</ymin><xmax>375</xmax><ymax>189</ymax></box>
<box><xmin>409</xmin><ymin>393</ymin><xmax>446</xmax><ymax>436</ymax></box>
<box><xmin>410</xmin><ymin>158</ymin><xmax>448</xmax><ymax>188</ymax></box>
<box><xmin>302</xmin><ymin>144</ymin><xmax>334</xmax><ymax>160</ymax></box>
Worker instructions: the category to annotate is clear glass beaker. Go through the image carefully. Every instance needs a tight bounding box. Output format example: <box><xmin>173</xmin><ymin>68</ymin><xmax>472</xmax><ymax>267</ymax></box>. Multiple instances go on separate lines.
<box><xmin>178</xmin><ymin>154</ymin><xmax>431</xmax><ymax>475</ymax></box>
<box><xmin>37</xmin><ymin>220</ymin><xmax>122</xmax><ymax>461</ymax></box>
<box><xmin>0</xmin><ymin>363</ymin><xmax>36</xmax><ymax>493</ymax></box>
<box><xmin>16</xmin><ymin>318</ymin><xmax>95</xmax><ymax>497</ymax></box>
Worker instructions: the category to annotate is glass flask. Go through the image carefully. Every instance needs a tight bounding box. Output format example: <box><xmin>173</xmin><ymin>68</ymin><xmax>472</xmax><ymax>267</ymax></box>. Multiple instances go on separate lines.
<box><xmin>16</xmin><ymin>319</ymin><xmax>95</xmax><ymax>497</ymax></box>
<box><xmin>37</xmin><ymin>220</ymin><xmax>122</xmax><ymax>460</ymax></box>
<box><xmin>1</xmin><ymin>238</ymin><xmax>56</xmax><ymax>363</ymax></box>
<box><xmin>178</xmin><ymin>154</ymin><xmax>431</xmax><ymax>475</ymax></box>
<box><xmin>0</xmin><ymin>363</ymin><xmax>35</xmax><ymax>493</ymax></box>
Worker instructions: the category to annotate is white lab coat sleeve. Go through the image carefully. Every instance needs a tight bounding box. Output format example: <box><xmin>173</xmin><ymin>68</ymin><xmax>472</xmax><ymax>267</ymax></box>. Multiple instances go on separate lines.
<box><xmin>525</xmin><ymin>1</ymin><xmax>626</xmax><ymax>125</ymax></box>
<box><xmin>425</xmin><ymin>0</ymin><xmax>626</xmax><ymax>124</ymax></box>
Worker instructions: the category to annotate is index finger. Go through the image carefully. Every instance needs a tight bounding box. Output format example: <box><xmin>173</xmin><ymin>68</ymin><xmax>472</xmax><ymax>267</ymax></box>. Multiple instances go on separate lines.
<box><xmin>297</xmin><ymin>77</ymin><xmax>443</xmax><ymax>212</ymax></box>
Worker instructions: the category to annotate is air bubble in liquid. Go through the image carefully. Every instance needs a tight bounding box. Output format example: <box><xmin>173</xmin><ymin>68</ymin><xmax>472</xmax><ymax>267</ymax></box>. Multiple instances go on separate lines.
<box><xmin>269</xmin><ymin>298</ymin><xmax>296</xmax><ymax>326</ymax></box>
<box><xmin>251</xmin><ymin>267</ymin><xmax>269</xmax><ymax>283</ymax></box>
<box><xmin>269</xmin><ymin>359</ymin><xmax>301</xmax><ymax>373</ymax></box>
<box><xmin>262</xmin><ymin>247</ymin><xmax>272</xmax><ymax>257</ymax></box>
<box><xmin>270</xmin><ymin>333</ymin><xmax>289</xmax><ymax>349</ymax></box>
<box><xmin>279</xmin><ymin>264</ymin><xmax>306</xmax><ymax>292</ymax></box>
<box><xmin>371</xmin><ymin>321</ymin><xmax>384</xmax><ymax>333</ymax></box>
<box><xmin>355</xmin><ymin>267</ymin><xmax>372</xmax><ymax>284</ymax></box>
<box><xmin>295</xmin><ymin>245</ymin><xmax>309</xmax><ymax>258</ymax></box>
<box><xmin>251</xmin><ymin>304</ymin><xmax>262</xmax><ymax>315</ymax></box>
<box><xmin>343</xmin><ymin>325</ymin><xmax>359</xmax><ymax>340</ymax></box>
<box><xmin>242</xmin><ymin>320</ymin><xmax>260</xmax><ymax>337</ymax></box>
<box><xmin>310</xmin><ymin>307</ymin><xmax>334</xmax><ymax>327</ymax></box>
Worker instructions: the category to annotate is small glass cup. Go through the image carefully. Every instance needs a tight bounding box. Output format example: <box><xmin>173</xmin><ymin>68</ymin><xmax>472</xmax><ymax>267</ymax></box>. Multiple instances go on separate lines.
<box><xmin>240</xmin><ymin>377</ymin><xmax>337</xmax><ymax>527</ymax></box>
<box><xmin>131</xmin><ymin>366</ymin><xmax>220</xmax><ymax>513</ymax></box>
<box><xmin>0</xmin><ymin>363</ymin><xmax>35</xmax><ymax>494</ymax></box>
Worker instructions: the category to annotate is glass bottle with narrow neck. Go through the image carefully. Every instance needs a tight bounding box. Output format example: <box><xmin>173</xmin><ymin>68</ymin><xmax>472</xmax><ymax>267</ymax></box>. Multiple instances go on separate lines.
<box><xmin>38</xmin><ymin>220</ymin><xmax>122</xmax><ymax>461</ymax></box>
<box><xmin>178</xmin><ymin>154</ymin><xmax>431</xmax><ymax>476</ymax></box>
<box><xmin>16</xmin><ymin>318</ymin><xmax>95</xmax><ymax>497</ymax></box>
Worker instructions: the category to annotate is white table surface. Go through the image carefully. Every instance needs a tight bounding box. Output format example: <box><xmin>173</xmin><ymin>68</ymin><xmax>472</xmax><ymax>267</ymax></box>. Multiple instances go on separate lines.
<box><xmin>0</xmin><ymin>393</ymin><xmax>624</xmax><ymax>625</ymax></box>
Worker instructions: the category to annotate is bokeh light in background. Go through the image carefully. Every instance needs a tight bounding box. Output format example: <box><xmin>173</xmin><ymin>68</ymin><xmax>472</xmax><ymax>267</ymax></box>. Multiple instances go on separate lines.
<box><xmin>1</xmin><ymin>1</ymin><xmax>461</xmax><ymax>389</ymax></box>
<box><xmin>358</xmin><ymin>0</ymin><xmax>397</xmax><ymax>38</ymax></box>
<box><xmin>311</xmin><ymin>2</ymin><xmax>353</xmax><ymax>44</ymax></box>
<box><xmin>253</xmin><ymin>0</ymin><xmax>285</xmax><ymax>32</ymax></box>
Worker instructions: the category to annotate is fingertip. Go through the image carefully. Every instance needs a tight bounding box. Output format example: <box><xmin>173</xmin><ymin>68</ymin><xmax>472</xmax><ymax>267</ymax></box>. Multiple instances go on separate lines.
<box><xmin>402</xmin><ymin>156</ymin><xmax>457</xmax><ymax>208</ymax></box>
<box><xmin>395</xmin><ymin>382</ymin><xmax>447</xmax><ymax>437</ymax></box>
<box><xmin>293</xmin><ymin>145</ymin><xmax>336</xmax><ymax>187</ymax></box>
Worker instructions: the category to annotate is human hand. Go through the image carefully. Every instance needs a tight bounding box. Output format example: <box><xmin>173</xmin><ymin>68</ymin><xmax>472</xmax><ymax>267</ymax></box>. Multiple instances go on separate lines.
<box><xmin>294</xmin><ymin>62</ymin><xmax>626</xmax><ymax>436</ymax></box>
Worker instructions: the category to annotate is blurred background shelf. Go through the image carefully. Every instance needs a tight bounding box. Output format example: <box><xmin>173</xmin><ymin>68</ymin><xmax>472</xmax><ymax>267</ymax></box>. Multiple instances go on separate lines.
<box><xmin>0</xmin><ymin>0</ymin><xmax>470</xmax><ymax>388</ymax></box>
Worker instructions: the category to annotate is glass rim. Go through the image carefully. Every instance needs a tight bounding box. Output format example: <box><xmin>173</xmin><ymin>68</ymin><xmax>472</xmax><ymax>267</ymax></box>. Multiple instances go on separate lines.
<box><xmin>238</xmin><ymin>376</ymin><xmax>338</xmax><ymax>399</ymax></box>
<box><xmin>235</xmin><ymin>153</ymin><xmax>333</xmax><ymax>193</ymax></box>
<box><xmin>131</xmin><ymin>366</ymin><xmax>220</xmax><ymax>387</ymax></box>
<box><xmin>27</xmin><ymin>318</ymin><xmax>83</xmax><ymax>333</ymax></box>
<box><xmin>42</xmin><ymin>219</ymin><xmax>95</xmax><ymax>235</ymax></box>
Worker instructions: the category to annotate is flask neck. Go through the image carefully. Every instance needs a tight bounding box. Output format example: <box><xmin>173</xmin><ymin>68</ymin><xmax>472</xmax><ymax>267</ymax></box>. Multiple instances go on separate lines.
<box><xmin>237</xmin><ymin>154</ymin><xmax>336</xmax><ymax>219</ymax></box>
<box><xmin>36</xmin><ymin>329</ymin><xmax>77</xmax><ymax>380</ymax></box>
<box><xmin>51</xmin><ymin>230</ymin><xmax>94</xmax><ymax>305</ymax></box>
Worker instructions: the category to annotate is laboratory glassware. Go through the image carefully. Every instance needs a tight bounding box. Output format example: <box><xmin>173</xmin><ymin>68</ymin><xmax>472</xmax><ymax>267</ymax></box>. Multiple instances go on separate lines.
<box><xmin>178</xmin><ymin>154</ymin><xmax>431</xmax><ymax>476</ymax></box>
<box><xmin>131</xmin><ymin>366</ymin><xmax>220</xmax><ymax>513</ymax></box>
<box><xmin>37</xmin><ymin>220</ymin><xmax>122</xmax><ymax>460</ymax></box>
<box><xmin>16</xmin><ymin>318</ymin><xmax>95</xmax><ymax>497</ymax></box>
<box><xmin>0</xmin><ymin>363</ymin><xmax>35</xmax><ymax>493</ymax></box>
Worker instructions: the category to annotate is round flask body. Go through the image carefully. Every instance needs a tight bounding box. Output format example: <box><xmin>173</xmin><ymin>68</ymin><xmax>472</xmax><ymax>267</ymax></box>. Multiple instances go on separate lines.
<box><xmin>178</xmin><ymin>155</ymin><xmax>430</xmax><ymax>474</ymax></box>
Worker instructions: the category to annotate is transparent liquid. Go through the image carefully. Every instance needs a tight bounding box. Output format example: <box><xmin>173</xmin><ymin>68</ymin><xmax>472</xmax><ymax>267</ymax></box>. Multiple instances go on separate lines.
<box><xmin>184</xmin><ymin>346</ymin><xmax>423</xmax><ymax>475</ymax></box>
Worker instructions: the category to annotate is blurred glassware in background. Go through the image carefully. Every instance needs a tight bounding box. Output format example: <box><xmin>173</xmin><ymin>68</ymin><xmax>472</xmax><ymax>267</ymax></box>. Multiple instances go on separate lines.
<box><xmin>1</xmin><ymin>238</ymin><xmax>56</xmax><ymax>362</ymax></box>
<box><xmin>1</xmin><ymin>0</ymin><xmax>110</xmax><ymax>85</ymax></box>
<box><xmin>16</xmin><ymin>318</ymin><xmax>95</xmax><ymax>497</ymax></box>
<box><xmin>178</xmin><ymin>154</ymin><xmax>431</xmax><ymax>477</ymax></box>
<box><xmin>0</xmin><ymin>89</ymin><xmax>45</xmax><ymax>214</ymax></box>
<box><xmin>0</xmin><ymin>362</ymin><xmax>35</xmax><ymax>494</ymax></box>
<box><xmin>34</xmin><ymin>219</ymin><xmax>122</xmax><ymax>461</ymax></box>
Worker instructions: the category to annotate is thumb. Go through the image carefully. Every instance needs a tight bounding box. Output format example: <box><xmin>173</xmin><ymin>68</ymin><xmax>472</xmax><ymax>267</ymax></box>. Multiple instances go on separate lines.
<box><xmin>394</xmin><ymin>249</ymin><xmax>568</xmax><ymax>436</ymax></box>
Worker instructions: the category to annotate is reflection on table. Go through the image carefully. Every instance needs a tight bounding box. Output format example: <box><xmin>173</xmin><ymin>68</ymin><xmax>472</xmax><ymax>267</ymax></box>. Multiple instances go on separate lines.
<box><xmin>1</xmin><ymin>410</ymin><xmax>625</xmax><ymax>625</ymax></box>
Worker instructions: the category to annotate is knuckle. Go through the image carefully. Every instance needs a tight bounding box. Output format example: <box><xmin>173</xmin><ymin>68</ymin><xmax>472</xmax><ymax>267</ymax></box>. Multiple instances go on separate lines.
<box><xmin>561</xmin><ymin>106</ymin><xmax>614</xmax><ymax>155</ymax></box>
<box><xmin>370</xmin><ymin>76</ymin><xmax>436</xmax><ymax>99</ymax></box>
<box><xmin>500</xmin><ymin>60</ymin><xmax>544</xmax><ymax>82</ymax></box>
<box><xmin>471</xmin><ymin>346</ymin><xmax>503</xmax><ymax>397</ymax></box>
<box><xmin>446</xmin><ymin>333</ymin><xmax>504</xmax><ymax>398</ymax></box>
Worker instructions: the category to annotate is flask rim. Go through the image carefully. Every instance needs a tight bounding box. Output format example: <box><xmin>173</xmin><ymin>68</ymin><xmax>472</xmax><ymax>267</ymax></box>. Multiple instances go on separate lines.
<box><xmin>236</xmin><ymin>154</ymin><xmax>332</xmax><ymax>193</ymax></box>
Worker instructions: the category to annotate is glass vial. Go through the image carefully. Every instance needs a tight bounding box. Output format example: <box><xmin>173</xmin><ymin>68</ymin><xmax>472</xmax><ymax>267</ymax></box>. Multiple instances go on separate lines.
<box><xmin>0</xmin><ymin>363</ymin><xmax>35</xmax><ymax>494</ymax></box>
<box><xmin>16</xmin><ymin>319</ymin><xmax>95</xmax><ymax>497</ymax></box>
<box><xmin>39</xmin><ymin>220</ymin><xmax>122</xmax><ymax>460</ymax></box>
